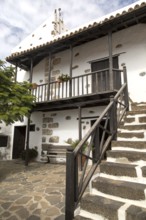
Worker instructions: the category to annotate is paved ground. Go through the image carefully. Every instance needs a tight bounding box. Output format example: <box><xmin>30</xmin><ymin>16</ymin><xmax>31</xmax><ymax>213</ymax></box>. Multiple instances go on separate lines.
<box><xmin>0</xmin><ymin>160</ymin><xmax>66</xmax><ymax>220</ymax></box>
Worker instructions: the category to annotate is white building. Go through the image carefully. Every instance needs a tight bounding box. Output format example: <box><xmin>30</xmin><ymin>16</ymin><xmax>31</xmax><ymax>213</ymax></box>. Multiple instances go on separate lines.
<box><xmin>1</xmin><ymin>1</ymin><xmax>146</xmax><ymax>162</ymax></box>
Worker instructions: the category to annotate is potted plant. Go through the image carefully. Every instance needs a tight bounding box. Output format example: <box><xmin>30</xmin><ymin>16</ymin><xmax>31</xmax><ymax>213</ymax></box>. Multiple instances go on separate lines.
<box><xmin>31</xmin><ymin>83</ymin><xmax>38</xmax><ymax>89</ymax></box>
<box><xmin>21</xmin><ymin>147</ymin><xmax>38</xmax><ymax>162</ymax></box>
<box><xmin>57</xmin><ymin>74</ymin><xmax>71</xmax><ymax>82</ymax></box>
<box><xmin>66</xmin><ymin>139</ymin><xmax>88</xmax><ymax>166</ymax></box>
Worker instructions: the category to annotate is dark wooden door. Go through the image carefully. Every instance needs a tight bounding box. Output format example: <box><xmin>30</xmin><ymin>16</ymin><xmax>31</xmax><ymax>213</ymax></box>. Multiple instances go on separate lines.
<box><xmin>91</xmin><ymin>56</ymin><xmax>120</xmax><ymax>92</ymax></box>
<box><xmin>12</xmin><ymin>126</ymin><xmax>26</xmax><ymax>159</ymax></box>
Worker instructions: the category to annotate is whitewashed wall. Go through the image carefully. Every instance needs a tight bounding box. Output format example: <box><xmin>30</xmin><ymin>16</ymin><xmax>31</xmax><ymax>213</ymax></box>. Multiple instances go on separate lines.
<box><xmin>32</xmin><ymin>23</ymin><xmax>146</xmax><ymax>102</ymax></box>
<box><xmin>32</xmin><ymin>106</ymin><xmax>105</xmax><ymax>146</ymax></box>
<box><xmin>2</xmin><ymin>23</ymin><xmax>146</xmax><ymax>160</ymax></box>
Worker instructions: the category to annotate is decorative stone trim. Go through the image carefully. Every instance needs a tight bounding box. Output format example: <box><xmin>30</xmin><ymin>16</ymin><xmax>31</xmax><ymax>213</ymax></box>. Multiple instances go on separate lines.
<box><xmin>49</xmin><ymin>136</ymin><xmax>59</xmax><ymax>143</ymax></box>
<box><xmin>42</xmin><ymin>129</ymin><xmax>53</xmax><ymax>135</ymax></box>
<box><xmin>43</xmin><ymin>117</ymin><xmax>53</xmax><ymax>123</ymax></box>
<box><xmin>48</xmin><ymin>123</ymin><xmax>59</xmax><ymax>128</ymax></box>
<box><xmin>65</xmin><ymin>116</ymin><xmax>71</xmax><ymax>120</ymax></box>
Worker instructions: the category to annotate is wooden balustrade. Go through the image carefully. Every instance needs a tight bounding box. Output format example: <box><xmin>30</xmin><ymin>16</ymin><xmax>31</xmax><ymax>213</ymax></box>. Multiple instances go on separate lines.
<box><xmin>31</xmin><ymin>68</ymin><xmax>125</xmax><ymax>103</ymax></box>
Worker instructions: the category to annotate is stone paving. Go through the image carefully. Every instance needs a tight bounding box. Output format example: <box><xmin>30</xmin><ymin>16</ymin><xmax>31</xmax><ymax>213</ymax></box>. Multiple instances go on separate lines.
<box><xmin>0</xmin><ymin>160</ymin><xmax>66</xmax><ymax>220</ymax></box>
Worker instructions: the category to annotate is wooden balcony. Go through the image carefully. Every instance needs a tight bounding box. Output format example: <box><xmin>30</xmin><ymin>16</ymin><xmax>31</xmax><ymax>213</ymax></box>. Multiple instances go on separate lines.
<box><xmin>32</xmin><ymin>68</ymin><xmax>126</xmax><ymax>111</ymax></box>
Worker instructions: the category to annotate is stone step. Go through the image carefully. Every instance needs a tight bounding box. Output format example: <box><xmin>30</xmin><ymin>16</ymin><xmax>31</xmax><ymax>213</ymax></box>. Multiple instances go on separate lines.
<box><xmin>139</xmin><ymin>116</ymin><xmax>146</xmax><ymax>123</ymax></box>
<box><xmin>131</xmin><ymin>103</ymin><xmax>146</xmax><ymax>111</ymax></box>
<box><xmin>124</xmin><ymin>117</ymin><xmax>135</xmax><ymax>123</ymax></box>
<box><xmin>107</xmin><ymin>150</ymin><xmax>146</xmax><ymax>162</ymax></box>
<box><xmin>80</xmin><ymin>195</ymin><xmax>146</xmax><ymax>220</ymax></box>
<box><xmin>142</xmin><ymin>167</ymin><xmax>146</xmax><ymax>177</ymax></box>
<box><xmin>92</xmin><ymin>177</ymin><xmax>146</xmax><ymax>200</ymax></box>
<box><xmin>124</xmin><ymin>116</ymin><xmax>146</xmax><ymax>124</ymax></box>
<box><xmin>119</xmin><ymin>124</ymin><xmax>146</xmax><ymax>131</ymax></box>
<box><xmin>112</xmin><ymin>140</ymin><xmax>146</xmax><ymax>149</ymax></box>
<box><xmin>100</xmin><ymin>162</ymin><xmax>137</xmax><ymax>177</ymax></box>
<box><xmin>117</xmin><ymin>132</ymin><xmax>144</xmax><ymax>139</ymax></box>
<box><xmin>126</xmin><ymin>205</ymin><xmax>146</xmax><ymax>220</ymax></box>
<box><xmin>80</xmin><ymin>194</ymin><xmax>124</xmax><ymax>220</ymax></box>
<box><xmin>126</xmin><ymin>110</ymin><xmax>146</xmax><ymax>115</ymax></box>
<box><xmin>74</xmin><ymin>216</ymin><xmax>92</xmax><ymax>220</ymax></box>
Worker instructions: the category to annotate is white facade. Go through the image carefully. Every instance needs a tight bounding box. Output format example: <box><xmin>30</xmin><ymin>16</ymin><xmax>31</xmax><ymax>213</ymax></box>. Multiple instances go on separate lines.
<box><xmin>1</xmin><ymin>3</ymin><xmax>146</xmax><ymax>161</ymax></box>
<box><xmin>31</xmin><ymin>23</ymin><xmax>146</xmax><ymax>102</ymax></box>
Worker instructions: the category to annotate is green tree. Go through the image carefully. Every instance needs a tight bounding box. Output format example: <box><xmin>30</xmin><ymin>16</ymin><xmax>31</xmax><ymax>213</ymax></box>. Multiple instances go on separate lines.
<box><xmin>0</xmin><ymin>60</ymin><xmax>35</xmax><ymax>125</ymax></box>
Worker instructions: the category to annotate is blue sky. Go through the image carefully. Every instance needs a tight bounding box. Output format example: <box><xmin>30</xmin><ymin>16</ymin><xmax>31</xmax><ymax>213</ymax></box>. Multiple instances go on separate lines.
<box><xmin>0</xmin><ymin>0</ymin><xmax>138</xmax><ymax>60</ymax></box>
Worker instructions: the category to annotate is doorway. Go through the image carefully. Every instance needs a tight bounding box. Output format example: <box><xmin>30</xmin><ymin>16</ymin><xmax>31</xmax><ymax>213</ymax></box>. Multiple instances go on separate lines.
<box><xmin>12</xmin><ymin>126</ymin><xmax>26</xmax><ymax>159</ymax></box>
<box><xmin>91</xmin><ymin>56</ymin><xmax>121</xmax><ymax>92</ymax></box>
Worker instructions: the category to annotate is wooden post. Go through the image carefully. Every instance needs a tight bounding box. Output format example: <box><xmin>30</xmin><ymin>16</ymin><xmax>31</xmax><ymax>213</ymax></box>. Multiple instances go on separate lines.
<box><xmin>93</xmin><ymin>127</ymin><xmax>100</xmax><ymax>163</ymax></box>
<box><xmin>108</xmin><ymin>31</ymin><xmax>114</xmax><ymax>90</ymax></box>
<box><xmin>47</xmin><ymin>53</ymin><xmax>52</xmax><ymax>101</ymax></box>
<box><xmin>110</xmin><ymin>97</ymin><xmax>117</xmax><ymax>140</ymax></box>
<box><xmin>25</xmin><ymin>58</ymin><xmax>33</xmax><ymax>166</ymax></box>
<box><xmin>78</xmin><ymin>106</ymin><xmax>82</xmax><ymax>141</ymax></box>
<box><xmin>123</xmin><ymin>66</ymin><xmax>129</xmax><ymax>111</ymax></box>
<box><xmin>15</xmin><ymin>64</ymin><xmax>18</xmax><ymax>82</ymax></box>
<box><xmin>69</xmin><ymin>45</ymin><xmax>73</xmax><ymax>97</ymax></box>
<box><xmin>65</xmin><ymin>148</ymin><xmax>75</xmax><ymax>220</ymax></box>
<box><xmin>25</xmin><ymin>115</ymin><xmax>31</xmax><ymax>166</ymax></box>
<box><xmin>78</xmin><ymin>106</ymin><xmax>83</xmax><ymax>170</ymax></box>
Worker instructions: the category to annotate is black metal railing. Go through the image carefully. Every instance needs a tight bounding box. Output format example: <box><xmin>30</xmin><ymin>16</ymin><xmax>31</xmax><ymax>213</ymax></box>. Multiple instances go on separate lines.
<box><xmin>65</xmin><ymin>70</ymin><xmax>129</xmax><ymax>219</ymax></box>
<box><xmin>31</xmin><ymin>67</ymin><xmax>126</xmax><ymax>103</ymax></box>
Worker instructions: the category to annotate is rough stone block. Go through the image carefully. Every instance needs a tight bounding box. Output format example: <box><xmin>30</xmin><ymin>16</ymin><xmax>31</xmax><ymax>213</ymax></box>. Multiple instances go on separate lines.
<box><xmin>126</xmin><ymin>205</ymin><xmax>146</xmax><ymax>220</ymax></box>
<box><xmin>52</xmin><ymin>58</ymin><xmax>61</xmax><ymax>65</ymax></box>
<box><xmin>142</xmin><ymin>166</ymin><xmax>146</xmax><ymax>177</ymax></box>
<box><xmin>65</xmin><ymin>116</ymin><xmax>71</xmax><ymax>120</ymax></box>
<box><xmin>93</xmin><ymin>177</ymin><xmax>146</xmax><ymax>200</ymax></box>
<box><xmin>42</xmin><ymin>129</ymin><xmax>53</xmax><ymax>135</ymax></box>
<box><xmin>139</xmin><ymin>117</ymin><xmax>146</xmax><ymax>123</ymax></box>
<box><xmin>43</xmin><ymin>117</ymin><xmax>53</xmax><ymax>123</ymax></box>
<box><xmin>84</xmin><ymin>69</ymin><xmax>90</xmax><ymax>73</ymax></box>
<box><xmin>51</xmin><ymin>113</ymin><xmax>57</xmax><ymax>117</ymax></box>
<box><xmin>72</xmin><ymin>65</ymin><xmax>79</xmax><ymax>69</ymax></box>
<box><xmin>42</xmin><ymin>124</ymin><xmax>47</xmax><ymax>128</ymax></box>
<box><xmin>52</xmin><ymin>70</ymin><xmax>60</xmax><ymax>75</ymax></box>
<box><xmin>42</xmin><ymin>137</ymin><xmax>46</xmax><ymax>143</ymax></box>
<box><xmin>48</xmin><ymin>123</ymin><xmax>59</xmax><ymax>128</ymax></box>
<box><xmin>49</xmin><ymin>136</ymin><xmax>59</xmax><ymax>143</ymax></box>
<box><xmin>124</xmin><ymin>117</ymin><xmax>135</xmax><ymax>123</ymax></box>
<box><xmin>81</xmin><ymin>194</ymin><xmax>123</xmax><ymax>220</ymax></box>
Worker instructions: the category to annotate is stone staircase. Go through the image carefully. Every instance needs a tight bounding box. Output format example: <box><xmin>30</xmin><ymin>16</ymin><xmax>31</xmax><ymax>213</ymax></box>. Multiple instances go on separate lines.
<box><xmin>75</xmin><ymin>104</ymin><xmax>146</xmax><ymax>220</ymax></box>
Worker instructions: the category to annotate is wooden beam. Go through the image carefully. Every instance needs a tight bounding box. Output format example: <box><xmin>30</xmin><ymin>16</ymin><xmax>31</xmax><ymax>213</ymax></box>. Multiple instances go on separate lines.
<box><xmin>47</xmin><ymin>53</ymin><xmax>52</xmax><ymax>100</ymax></box>
<box><xmin>108</xmin><ymin>31</ymin><xmax>114</xmax><ymax>90</ymax></box>
<box><xmin>29</xmin><ymin>58</ymin><xmax>33</xmax><ymax>83</ymax></box>
<box><xmin>78</xmin><ymin>106</ymin><xmax>82</xmax><ymax>141</ymax></box>
<box><xmin>15</xmin><ymin>64</ymin><xmax>18</xmax><ymax>82</ymax></box>
<box><xmin>25</xmin><ymin>116</ymin><xmax>31</xmax><ymax>166</ymax></box>
<box><xmin>69</xmin><ymin>45</ymin><xmax>73</xmax><ymax>97</ymax></box>
<box><xmin>25</xmin><ymin>58</ymin><xmax>33</xmax><ymax>166</ymax></box>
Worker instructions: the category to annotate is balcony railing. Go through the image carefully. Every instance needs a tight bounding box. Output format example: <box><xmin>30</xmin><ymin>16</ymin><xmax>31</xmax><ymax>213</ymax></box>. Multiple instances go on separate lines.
<box><xmin>32</xmin><ymin>67</ymin><xmax>126</xmax><ymax>103</ymax></box>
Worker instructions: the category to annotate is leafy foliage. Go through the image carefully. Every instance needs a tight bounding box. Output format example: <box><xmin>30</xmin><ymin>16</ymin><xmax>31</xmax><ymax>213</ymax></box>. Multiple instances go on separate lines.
<box><xmin>0</xmin><ymin>60</ymin><xmax>35</xmax><ymax>124</ymax></box>
<box><xmin>66</xmin><ymin>138</ymin><xmax>88</xmax><ymax>152</ymax></box>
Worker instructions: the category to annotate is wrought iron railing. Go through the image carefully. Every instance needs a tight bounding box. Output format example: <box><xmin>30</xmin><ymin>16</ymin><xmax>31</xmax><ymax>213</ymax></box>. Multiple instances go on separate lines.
<box><xmin>31</xmin><ymin>68</ymin><xmax>125</xmax><ymax>103</ymax></box>
<box><xmin>65</xmin><ymin>68</ymin><xmax>129</xmax><ymax>219</ymax></box>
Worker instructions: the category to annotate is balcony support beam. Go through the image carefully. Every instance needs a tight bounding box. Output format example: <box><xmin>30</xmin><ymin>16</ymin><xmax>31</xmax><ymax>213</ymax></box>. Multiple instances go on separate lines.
<box><xmin>69</xmin><ymin>45</ymin><xmax>73</xmax><ymax>97</ymax></box>
<box><xmin>108</xmin><ymin>31</ymin><xmax>114</xmax><ymax>90</ymax></box>
<box><xmin>47</xmin><ymin>53</ymin><xmax>52</xmax><ymax>100</ymax></box>
<box><xmin>25</xmin><ymin>57</ymin><xmax>33</xmax><ymax>166</ymax></box>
